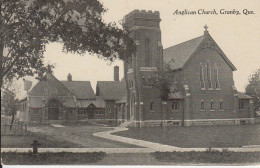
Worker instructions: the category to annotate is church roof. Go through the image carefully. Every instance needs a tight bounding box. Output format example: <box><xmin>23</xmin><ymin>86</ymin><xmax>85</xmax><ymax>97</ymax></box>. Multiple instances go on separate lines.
<box><xmin>163</xmin><ymin>31</ymin><xmax>236</xmax><ymax>71</ymax></box>
<box><xmin>168</xmin><ymin>91</ymin><xmax>184</xmax><ymax>100</ymax></box>
<box><xmin>237</xmin><ymin>92</ymin><xmax>253</xmax><ymax>99</ymax></box>
<box><xmin>116</xmin><ymin>95</ymin><xmax>127</xmax><ymax>104</ymax></box>
<box><xmin>164</xmin><ymin>36</ymin><xmax>204</xmax><ymax>70</ymax></box>
<box><xmin>96</xmin><ymin>81</ymin><xmax>126</xmax><ymax>100</ymax></box>
<box><xmin>76</xmin><ymin>97</ymin><xmax>105</xmax><ymax>108</ymax></box>
<box><xmin>61</xmin><ymin>81</ymin><xmax>95</xmax><ymax>99</ymax></box>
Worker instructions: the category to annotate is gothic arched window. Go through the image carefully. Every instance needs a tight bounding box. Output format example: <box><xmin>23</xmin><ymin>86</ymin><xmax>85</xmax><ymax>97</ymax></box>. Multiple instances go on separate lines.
<box><xmin>214</xmin><ymin>63</ymin><xmax>220</xmax><ymax>89</ymax></box>
<box><xmin>201</xmin><ymin>100</ymin><xmax>205</xmax><ymax>111</ymax></box>
<box><xmin>200</xmin><ymin>64</ymin><xmax>205</xmax><ymax>89</ymax></box>
<box><xmin>207</xmin><ymin>62</ymin><xmax>212</xmax><ymax>89</ymax></box>
<box><xmin>150</xmin><ymin>101</ymin><xmax>153</xmax><ymax>111</ymax></box>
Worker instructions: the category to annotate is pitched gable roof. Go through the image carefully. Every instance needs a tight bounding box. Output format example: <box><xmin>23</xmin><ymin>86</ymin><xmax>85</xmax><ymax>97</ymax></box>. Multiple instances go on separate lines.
<box><xmin>29</xmin><ymin>72</ymin><xmax>72</xmax><ymax>97</ymax></box>
<box><xmin>164</xmin><ymin>36</ymin><xmax>204</xmax><ymax>70</ymax></box>
<box><xmin>163</xmin><ymin>33</ymin><xmax>236</xmax><ymax>71</ymax></box>
<box><xmin>96</xmin><ymin>81</ymin><xmax>126</xmax><ymax>100</ymax></box>
<box><xmin>61</xmin><ymin>81</ymin><xmax>95</xmax><ymax>99</ymax></box>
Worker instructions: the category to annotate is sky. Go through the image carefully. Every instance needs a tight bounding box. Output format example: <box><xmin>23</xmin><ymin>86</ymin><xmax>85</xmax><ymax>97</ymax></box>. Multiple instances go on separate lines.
<box><xmin>17</xmin><ymin>0</ymin><xmax>260</xmax><ymax>97</ymax></box>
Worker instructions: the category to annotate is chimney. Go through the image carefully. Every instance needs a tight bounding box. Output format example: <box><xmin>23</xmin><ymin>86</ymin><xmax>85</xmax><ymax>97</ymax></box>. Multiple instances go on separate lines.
<box><xmin>67</xmin><ymin>73</ymin><xmax>72</xmax><ymax>82</ymax></box>
<box><xmin>114</xmin><ymin>66</ymin><xmax>119</xmax><ymax>81</ymax></box>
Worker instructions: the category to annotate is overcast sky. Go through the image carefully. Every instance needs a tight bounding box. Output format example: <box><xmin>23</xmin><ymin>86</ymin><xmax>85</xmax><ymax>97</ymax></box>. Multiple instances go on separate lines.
<box><xmin>18</xmin><ymin>0</ymin><xmax>260</xmax><ymax>97</ymax></box>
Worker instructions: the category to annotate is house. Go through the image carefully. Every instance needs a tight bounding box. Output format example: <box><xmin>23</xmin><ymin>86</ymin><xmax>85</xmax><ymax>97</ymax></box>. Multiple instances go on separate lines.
<box><xmin>18</xmin><ymin>69</ymin><xmax>106</xmax><ymax>123</ymax></box>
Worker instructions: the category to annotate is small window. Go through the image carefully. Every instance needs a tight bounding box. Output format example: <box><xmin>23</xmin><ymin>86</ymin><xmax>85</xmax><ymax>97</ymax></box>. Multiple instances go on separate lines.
<box><xmin>172</xmin><ymin>102</ymin><xmax>178</xmax><ymax>111</ymax></box>
<box><xmin>210</xmin><ymin>101</ymin><xmax>214</xmax><ymax>110</ymax></box>
<box><xmin>78</xmin><ymin>109</ymin><xmax>87</xmax><ymax>115</ymax></box>
<box><xmin>33</xmin><ymin>109</ymin><xmax>39</xmax><ymax>115</ymax></box>
<box><xmin>108</xmin><ymin>108</ymin><xmax>111</xmax><ymax>113</ymax></box>
<box><xmin>220</xmin><ymin>102</ymin><xmax>223</xmax><ymax>110</ymax></box>
<box><xmin>239</xmin><ymin>101</ymin><xmax>245</xmax><ymax>110</ymax></box>
<box><xmin>68</xmin><ymin>109</ymin><xmax>73</xmax><ymax>114</ymax></box>
<box><xmin>201</xmin><ymin>101</ymin><xmax>205</xmax><ymax>111</ymax></box>
<box><xmin>96</xmin><ymin>110</ymin><xmax>105</xmax><ymax>115</ymax></box>
<box><xmin>150</xmin><ymin>101</ymin><xmax>153</xmax><ymax>111</ymax></box>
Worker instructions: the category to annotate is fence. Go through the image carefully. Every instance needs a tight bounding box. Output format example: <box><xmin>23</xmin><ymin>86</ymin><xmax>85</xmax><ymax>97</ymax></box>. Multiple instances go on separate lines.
<box><xmin>1</xmin><ymin>115</ymin><xmax>27</xmax><ymax>135</ymax></box>
<box><xmin>1</xmin><ymin>123</ymin><xmax>27</xmax><ymax>135</ymax></box>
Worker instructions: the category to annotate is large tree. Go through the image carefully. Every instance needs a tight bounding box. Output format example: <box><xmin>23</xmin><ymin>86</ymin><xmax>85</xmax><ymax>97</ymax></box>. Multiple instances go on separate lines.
<box><xmin>245</xmin><ymin>68</ymin><xmax>260</xmax><ymax>113</ymax></box>
<box><xmin>0</xmin><ymin>0</ymin><xmax>134</xmax><ymax>87</ymax></box>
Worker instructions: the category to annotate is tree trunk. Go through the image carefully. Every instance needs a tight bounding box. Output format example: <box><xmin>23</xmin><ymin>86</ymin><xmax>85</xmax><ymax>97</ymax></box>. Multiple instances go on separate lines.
<box><xmin>0</xmin><ymin>41</ymin><xmax>4</xmax><ymax>88</ymax></box>
<box><xmin>10</xmin><ymin>112</ymin><xmax>15</xmax><ymax>131</ymax></box>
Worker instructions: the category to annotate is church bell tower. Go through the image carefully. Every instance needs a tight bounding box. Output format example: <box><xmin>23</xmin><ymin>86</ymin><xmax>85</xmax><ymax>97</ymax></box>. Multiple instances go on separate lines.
<box><xmin>123</xmin><ymin>10</ymin><xmax>163</xmax><ymax>122</ymax></box>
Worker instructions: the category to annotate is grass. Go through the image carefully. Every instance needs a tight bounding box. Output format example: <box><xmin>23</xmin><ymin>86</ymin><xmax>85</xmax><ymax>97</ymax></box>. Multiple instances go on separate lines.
<box><xmin>1</xmin><ymin>131</ymin><xmax>79</xmax><ymax>148</ymax></box>
<box><xmin>151</xmin><ymin>151</ymin><xmax>260</xmax><ymax>164</ymax></box>
<box><xmin>113</xmin><ymin>124</ymin><xmax>260</xmax><ymax>148</ymax></box>
<box><xmin>1</xmin><ymin>152</ymin><xmax>106</xmax><ymax>165</ymax></box>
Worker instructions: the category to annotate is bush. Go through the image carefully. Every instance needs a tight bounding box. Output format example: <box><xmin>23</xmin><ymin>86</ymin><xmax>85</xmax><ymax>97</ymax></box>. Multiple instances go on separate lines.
<box><xmin>1</xmin><ymin>152</ymin><xmax>107</xmax><ymax>165</ymax></box>
<box><xmin>151</xmin><ymin>151</ymin><xmax>260</xmax><ymax>163</ymax></box>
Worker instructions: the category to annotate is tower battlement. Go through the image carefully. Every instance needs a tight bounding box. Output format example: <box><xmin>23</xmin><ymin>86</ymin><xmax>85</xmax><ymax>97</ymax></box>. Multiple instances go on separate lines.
<box><xmin>123</xmin><ymin>9</ymin><xmax>160</xmax><ymax>27</ymax></box>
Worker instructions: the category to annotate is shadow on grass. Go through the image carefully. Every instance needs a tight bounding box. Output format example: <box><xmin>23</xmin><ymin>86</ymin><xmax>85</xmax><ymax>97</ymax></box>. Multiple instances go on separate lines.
<box><xmin>1</xmin><ymin>152</ymin><xmax>107</xmax><ymax>165</ymax></box>
<box><xmin>151</xmin><ymin>151</ymin><xmax>260</xmax><ymax>164</ymax></box>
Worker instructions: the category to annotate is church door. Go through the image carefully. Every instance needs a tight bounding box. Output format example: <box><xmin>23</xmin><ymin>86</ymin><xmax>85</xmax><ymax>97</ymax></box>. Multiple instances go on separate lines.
<box><xmin>47</xmin><ymin>99</ymin><xmax>60</xmax><ymax>120</ymax></box>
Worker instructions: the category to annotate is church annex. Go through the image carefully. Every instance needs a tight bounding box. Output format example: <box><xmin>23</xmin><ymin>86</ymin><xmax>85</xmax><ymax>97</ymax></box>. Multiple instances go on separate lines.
<box><xmin>18</xmin><ymin>9</ymin><xmax>255</xmax><ymax>126</ymax></box>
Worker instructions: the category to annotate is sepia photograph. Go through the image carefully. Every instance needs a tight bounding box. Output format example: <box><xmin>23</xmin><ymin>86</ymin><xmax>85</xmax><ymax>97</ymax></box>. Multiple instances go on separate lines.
<box><xmin>1</xmin><ymin>0</ymin><xmax>260</xmax><ymax>167</ymax></box>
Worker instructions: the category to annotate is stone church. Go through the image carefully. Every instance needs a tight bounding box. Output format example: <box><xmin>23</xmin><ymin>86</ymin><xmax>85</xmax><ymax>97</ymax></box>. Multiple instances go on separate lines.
<box><xmin>18</xmin><ymin>9</ymin><xmax>255</xmax><ymax>126</ymax></box>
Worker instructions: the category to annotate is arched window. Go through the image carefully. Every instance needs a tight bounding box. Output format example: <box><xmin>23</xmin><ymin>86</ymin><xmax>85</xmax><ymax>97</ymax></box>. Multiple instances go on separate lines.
<box><xmin>150</xmin><ymin>101</ymin><xmax>153</xmax><ymax>111</ymax></box>
<box><xmin>214</xmin><ymin>63</ymin><xmax>220</xmax><ymax>89</ymax></box>
<box><xmin>220</xmin><ymin>101</ymin><xmax>223</xmax><ymax>110</ymax></box>
<box><xmin>207</xmin><ymin>62</ymin><xmax>212</xmax><ymax>89</ymax></box>
<box><xmin>200</xmin><ymin>64</ymin><xmax>205</xmax><ymax>89</ymax></box>
<box><xmin>201</xmin><ymin>100</ymin><xmax>205</xmax><ymax>111</ymax></box>
<box><xmin>210</xmin><ymin>101</ymin><xmax>214</xmax><ymax>110</ymax></box>
<box><xmin>145</xmin><ymin>38</ymin><xmax>151</xmax><ymax>67</ymax></box>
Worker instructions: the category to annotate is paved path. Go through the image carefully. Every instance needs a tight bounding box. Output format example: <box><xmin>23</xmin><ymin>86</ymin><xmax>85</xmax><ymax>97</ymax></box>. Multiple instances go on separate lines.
<box><xmin>93</xmin><ymin>127</ymin><xmax>180</xmax><ymax>151</ymax></box>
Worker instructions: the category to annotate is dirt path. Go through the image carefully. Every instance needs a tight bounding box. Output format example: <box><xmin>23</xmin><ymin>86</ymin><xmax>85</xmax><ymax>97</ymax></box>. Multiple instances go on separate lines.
<box><xmin>27</xmin><ymin>125</ymin><xmax>140</xmax><ymax>148</ymax></box>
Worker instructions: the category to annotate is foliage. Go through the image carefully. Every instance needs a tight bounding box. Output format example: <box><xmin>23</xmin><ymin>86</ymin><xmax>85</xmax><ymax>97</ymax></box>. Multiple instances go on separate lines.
<box><xmin>245</xmin><ymin>68</ymin><xmax>260</xmax><ymax>112</ymax></box>
<box><xmin>151</xmin><ymin>151</ymin><xmax>260</xmax><ymax>163</ymax></box>
<box><xmin>1</xmin><ymin>86</ymin><xmax>19</xmax><ymax>116</ymax></box>
<box><xmin>0</xmin><ymin>0</ymin><xmax>134</xmax><ymax>87</ymax></box>
<box><xmin>1</xmin><ymin>152</ymin><xmax>106</xmax><ymax>164</ymax></box>
<box><xmin>151</xmin><ymin>62</ymin><xmax>177</xmax><ymax>101</ymax></box>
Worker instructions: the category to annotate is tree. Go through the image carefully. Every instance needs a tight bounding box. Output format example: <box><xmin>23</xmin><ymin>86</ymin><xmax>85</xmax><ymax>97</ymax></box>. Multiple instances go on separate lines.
<box><xmin>0</xmin><ymin>0</ymin><xmax>134</xmax><ymax>88</ymax></box>
<box><xmin>245</xmin><ymin>68</ymin><xmax>260</xmax><ymax>113</ymax></box>
<box><xmin>150</xmin><ymin>62</ymin><xmax>177</xmax><ymax>126</ymax></box>
<box><xmin>1</xmin><ymin>81</ymin><xmax>20</xmax><ymax>130</ymax></box>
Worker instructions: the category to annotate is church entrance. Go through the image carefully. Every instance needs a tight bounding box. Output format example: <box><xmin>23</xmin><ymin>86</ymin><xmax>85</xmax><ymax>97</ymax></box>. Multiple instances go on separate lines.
<box><xmin>87</xmin><ymin>104</ymin><xmax>96</xmax><ymax>119</ymax></box>
<box><xmin>47</xmin><ymin>99</ymin><xmax>60</xmax><ymax>120</ymax></box>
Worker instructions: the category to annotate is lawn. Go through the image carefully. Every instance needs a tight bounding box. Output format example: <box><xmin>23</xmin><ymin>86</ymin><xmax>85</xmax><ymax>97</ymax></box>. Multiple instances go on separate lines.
<box><xmin>1</xmin><ymin>131</ymin><xmax>78</xmax><ymax>148</ymax></box>
<box><xmin>1</xmin><ymin>152</ymin><xmax>106</xmax><ymax>165</ymax></box>
<box><xmin>151</xmin><ymin>151</ymin><xmax>260</xmax><ymax>164</ymax></box>
<box><xmin>25</xmin><ymin>124</ymin><xmax>140</xmax><ymax>148</ymax></box>
<box><xmin>113</xmin><ymin>124</ymin><xmax>260</xmax><ymax>148</ymax></box>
